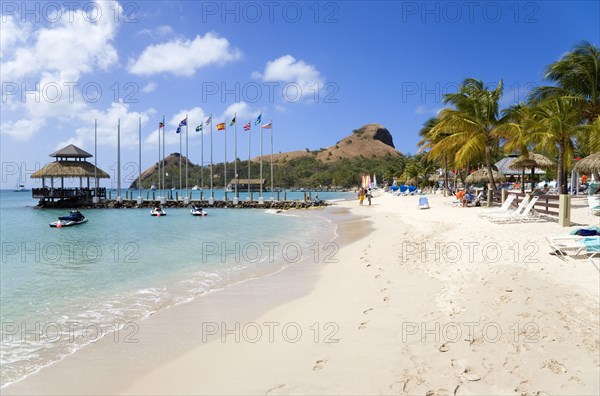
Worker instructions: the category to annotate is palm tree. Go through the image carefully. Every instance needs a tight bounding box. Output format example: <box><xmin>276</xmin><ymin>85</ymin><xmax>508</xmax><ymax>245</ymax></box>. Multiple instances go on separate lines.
<box><xmin>530</xmin><ymin>41</ymin><xmax>600</xmax><ymax>122</ymax></box>
<box><xmin>418</xmin><ymin>117</ymin><xmax>449</xmax><ymax>191</ymax></box>
<box><xmin>499</xmin><ymin>103</ymin><xmax>532</xmax><ymax>192</ymax></box>
<box><xmin>526</xmin><ymin>96</ymin><xmax>590</xmax><ymax>194</ymax></box>
<box><xmin>427</xmin><ymin>78</ymin><xmax>504</xmax><ymax>189</ymax></box>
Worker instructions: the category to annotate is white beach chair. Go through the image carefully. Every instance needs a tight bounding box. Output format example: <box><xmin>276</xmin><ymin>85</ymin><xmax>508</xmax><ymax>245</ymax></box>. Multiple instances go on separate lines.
<box><xmin>588</xmin><ymin>195</ymin><xmax>600</xmax><ymax>216</ymax></box>
<box><xmin>546</xmin><ymin>235</ymin><xmax>600</xmax><ymax>259</ymax></box>
<box><xmin>487</xmin><ymin>196</ymin><xmax>540</xmax><ymax>223</ymax></box>
<box><xmin>477</xmin><ymin>194</ymin><xmax>516</xmax><ymax>218</ymax></box>
<box><xmin>485</xmin><ymin>195</ymin><xmax>530</xmax><ymax>219</ymax></box>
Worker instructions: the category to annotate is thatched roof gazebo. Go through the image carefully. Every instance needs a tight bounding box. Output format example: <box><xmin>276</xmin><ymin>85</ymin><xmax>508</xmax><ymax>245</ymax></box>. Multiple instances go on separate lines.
<box><xmin>508</xmin><ymin>152</ymin><xmax>554</xmax><ymax>192</ymax></box>
<box><xmin>31</xmin><ymin>144</ymin><xmax>109</xmax><ymax>204</ymax></box>
<box><xmin>466</xmin><ymin>168</ymin><xmax>506</xmax><ymax>184</ymax></box>
<box><xmin>573</xmin><ymin>152</ymin><xmax>600</xmax><ymax>174</ymax></box>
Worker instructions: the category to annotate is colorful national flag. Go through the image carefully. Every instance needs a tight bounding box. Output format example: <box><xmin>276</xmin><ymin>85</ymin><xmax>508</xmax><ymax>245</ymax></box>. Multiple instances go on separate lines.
<box><xmin>229</xmin><ymin>116</ymin><xmax>236</xmax><ymax>126</ymax></box>
<box><xmin>216</xmin><ymin>122</ymin><xmax>226</xmax><ymax>131</ymax></box>
<box><xmin>243</xmin><ymin>122</ymin><xmax>251</xmax><ymax>131</ymax></box>
<box><xmin>176</xmin><ymin>126</ymin><xmax>181</xmax><ymax>134</ymax></box>
<box><xmin>179</xmin><ymin>117</ymin><xmax>187</xmax><ymax>127</ymax></box>
<box><xmin>159</xmin><ymin>122</ymin><xmax>164</xmax><ymax>129</ymax></box>
<box><xmin>195</xmin><ymin>123</ymin><xmax>203</xmax><ymax>132</ymax></box>
<box><xmin>262</xmin><ymin>122</ymin><xmax>272</xmax><ymax>129</ymax></box>
<box><xmin>255</xmin><ymin>113</ymin><xmax>262</xmax><ymax>125</ymax></box>
<box><xmin>205</xmin><ymin>114</ymin><xmax>212</xmax><ymax>124</ymax></box>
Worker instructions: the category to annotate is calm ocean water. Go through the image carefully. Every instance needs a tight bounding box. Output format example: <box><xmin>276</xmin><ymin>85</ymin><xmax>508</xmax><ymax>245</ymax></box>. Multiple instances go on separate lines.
<box><xmin>0</xmin><ymin>190</ymin><xmax>352</xmax><ymax>387</ymax></box>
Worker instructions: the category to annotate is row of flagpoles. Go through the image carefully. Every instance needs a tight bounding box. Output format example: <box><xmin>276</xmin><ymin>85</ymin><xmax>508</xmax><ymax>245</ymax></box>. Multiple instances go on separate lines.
<box><xmin>107</xmin><ymin>113</ymin><xmax>275</xmax><ymax>204</ymax></box>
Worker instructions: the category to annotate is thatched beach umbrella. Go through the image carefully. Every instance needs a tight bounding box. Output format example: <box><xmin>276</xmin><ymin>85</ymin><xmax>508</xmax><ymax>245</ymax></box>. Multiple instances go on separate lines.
<box><xmin>509</xmin><ymin>152</ymin><xmax>554</xmax><ymax>192</ymax></box>
<box><xmin>573</xmin><ymin>152</ymin><xmax>600</xmax><ymax>174</ymax></box>
<box><xmin>465</xmin><ymin>168</ymin><xmax>505</xmax><ymax>184</ymax></box>
<box><xmin>428</xmin><ymin>171</ymin><xmax>455</xmax><ymax>182</ymax></box>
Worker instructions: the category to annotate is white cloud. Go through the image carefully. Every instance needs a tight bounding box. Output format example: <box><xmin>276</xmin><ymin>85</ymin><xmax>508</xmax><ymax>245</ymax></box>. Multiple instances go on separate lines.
<box><xmin>253</xmin><ymin>55</ymin><xmax>324</xmax><ymax>102</ymax></box>
<box><xmin>415</xmin><ymin>106</ymin><xmax>442</xmax><ymax>115</ymax></box>
<box><xmin>0</xmin><ymin>2</ymin><xmax>159</xmax><ymax>149</ymax></box>
<box><xmin>0</xmin><ymin>17</ymin><xmax>32</xmax><ymax>60</ymax></box>
<box><xmin>1</xmin><ymin>2</ymin><xmax>119</xmax><ymax>81</ymax></box>
<box><xmin>56</xmin><ymin>102</ymin><xmax>155</xmax><ymax>149</ymax></box>
<box><xmin>220</xmin><ymin>102</ymin><xmax>255</xmax><ymax>122</ymax></box>
<box><xmin>128</xmin><ymin>33</ymin><xmax>242</xmax><ymax>76</ymax></box>
<box><xmin>141</xmin><ymin>82</ymin><xmax>157</xmax><ymax>93</ymax></box>
<box><xmin>135</xmin><ymin>25</ymin><xmax>174</xmax><ymax>39</ymax></box>
<box><xmin>0</xmin><ymin>118</ymin><xmax>46</xmax><ymax>141</ymax></box>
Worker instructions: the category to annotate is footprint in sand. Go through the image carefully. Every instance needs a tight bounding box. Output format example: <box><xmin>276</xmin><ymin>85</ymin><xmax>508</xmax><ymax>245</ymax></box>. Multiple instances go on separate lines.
<box><xmin>358</xmin><ymin>321</ymin><xmax>368</xmax><ymax>330</ymax></box>
<box><xmin>375</xmin><ymin>274</ymin><xmax>381</xmax><ymax>279</ymax></box>
<box><xmin>425</xmin><ymin>389</ymin><xmax>452</xmax><ymax>396</ymax></box>
<box><xmin>540</xmin><ymin>359</ymin><xmax>567</xmax><ymax>374</ymax></box>
<box><xmin>366</xmin><ymin>263</ymin><xmax>371</xmax><ymax>267</ymax></box>
<box><xmin>313</xmin><ymin>358</ymin><xmax>328</xmax><ymax>371</ymax></box>
<box><xmin>265</xmin><ymin>384</ymin><xmax>287</xmax><ymax>395</ymax></box>
<box><xmin>363</xmin><ymin>308</ymin><xmax>373</xmax><ymax>314</ymax></box>
<box><xmin>383</xmin><ymin>296</ymin><xmax>390</xmax><ymax>302</ymax></box>
<box><xmin>389</xmin><ymin>379</ymin><xmax>409</xmax><ymax>393</ymax></box>
<box><xmin>379</xmin><ymin>288</ymin><xmax>387</xmax><ymax>293</ymax></box>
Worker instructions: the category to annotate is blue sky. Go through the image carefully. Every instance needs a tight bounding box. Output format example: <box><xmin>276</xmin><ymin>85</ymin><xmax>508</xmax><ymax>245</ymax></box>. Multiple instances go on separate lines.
<box><xmin>1</xmin><ymin>0</ymin><xmax>598</xmax><ymax>188</ymax></box>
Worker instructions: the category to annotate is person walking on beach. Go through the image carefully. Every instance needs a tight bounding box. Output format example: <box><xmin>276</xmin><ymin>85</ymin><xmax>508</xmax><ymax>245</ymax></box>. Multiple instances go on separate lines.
<box><xmin>366</xmin><ymin>188</ymin><xmax>372</xmax><ymax>206</ymax></box>
<box><xmin>359</xmin><ymin>188</ymin><xmax>365</xmax><ymax>205</ymax></box>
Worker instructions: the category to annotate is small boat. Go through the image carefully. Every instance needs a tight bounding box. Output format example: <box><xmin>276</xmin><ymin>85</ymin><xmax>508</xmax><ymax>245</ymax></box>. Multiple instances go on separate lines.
<box><xmin>151</xmin><ymin>207</ymin><xmax>167</xmax><ymax>216</ymax></box>
<box><xmin>13</xmin><ymin>180</ymin><xmax>28</xmax><ymax>192</ymax></box>
<box><xmin>192</xmin><ymin>185</ymin><xmax>200</xmax><ymax>190</ymax></box>
<box><xmin>50</xmin><ymin>211</ymin><xmax>88</xmax><ymax>227</ymax></box>
<box><xmin>190</xmin><ymin>206</ymin><xmax>207</xmax><ymax>216</ymax></box>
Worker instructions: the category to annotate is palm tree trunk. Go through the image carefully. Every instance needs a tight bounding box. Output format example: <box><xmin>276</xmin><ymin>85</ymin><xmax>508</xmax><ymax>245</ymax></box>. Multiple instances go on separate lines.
<box><xmin>530</xmin><ymin>168</ymin><xmax>535</xmax><ymax>192</ymax></box>
<box><xmin>485</xmin><ymin>145</ymin><xmax>498</xmax><ymax>190</ymax></box>
<box><xmin>521</xmin><ymin>169</ymin><xmax>525</xmax><ymax>193</ymax></box>
<box><xmin>558</xmin><ymin>145</ymin><xmax>565</xmax><ymax>194</ymax></box>
<box><xmin>444</xmin><ymin>155</ymin><xmax>449</xmax><ymax>195</ymax></box>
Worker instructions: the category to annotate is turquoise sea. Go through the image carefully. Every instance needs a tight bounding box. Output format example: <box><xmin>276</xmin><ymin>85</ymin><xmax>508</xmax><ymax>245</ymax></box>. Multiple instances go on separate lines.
<box><xmin>0</xmin><ymin>190</ymin><xmax>352</xmax><ymax>387</ymax></box>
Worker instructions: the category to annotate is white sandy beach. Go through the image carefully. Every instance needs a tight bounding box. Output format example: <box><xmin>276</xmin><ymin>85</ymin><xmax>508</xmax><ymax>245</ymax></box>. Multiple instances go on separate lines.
<box><xmin>4</xmin><ymin>192</ymin><xmax>599</xmax><ymax>395</ymax></box>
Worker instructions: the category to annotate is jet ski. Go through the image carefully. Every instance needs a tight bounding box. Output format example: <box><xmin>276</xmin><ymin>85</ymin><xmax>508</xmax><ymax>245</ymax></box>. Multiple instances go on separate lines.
<box><xmin>190</xmin><ymin>206</ymin><xmax>207</xmax><ymax>216</ymax></box>
<box><xmin>50</xmin><ymin>211</ymin><xmax>88</xmax><ymax>227</ymax></box>
<box><xmin>151</xmin><ymin>207</ymin><xmax>167</xmax><ymax>216</ymax></box>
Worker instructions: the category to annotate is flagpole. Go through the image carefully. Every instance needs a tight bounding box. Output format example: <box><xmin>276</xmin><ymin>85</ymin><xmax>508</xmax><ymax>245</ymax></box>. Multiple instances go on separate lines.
<box><xmin>270</xmin><ymin>120</ymin><xmax>274</xmax><ymax>201</ymax></box>
<box><xmin>117</xmin><ymin>118</ymin><xmax>121</xmax><ymax>202</ymax></box>
<box><xmin>201</xmin><ymin>123</ymin><xmax>204</xmax><ymax>194</ymax></box>
<box><xmin>162</xmin><ymin>115</ymin><xmax>166</xmax><ymax>202</ymax></box>
<box><xmin>185</xmin><ymin>114</ymin><xmax>189</xmax><ymax>202</ymax></box>
<box><xmin>224</xmin><ymin>121</ymin><xmax>227</xmax><ymax>193</ymax></box>
<box><xmin>179</xmin><ymin>123</ymin><xmax>182</xmax><ymax>197</ymax></box>
<box><xmin>234</xmin><ymin>113</ymin><xmax>238</xmax><ymax>200</ymax></box>
<box><xmin>94</xmin><ymin>119</ymin><xmax>98</xmax><ymax>204</ymax></box>
<box><xmin>157</xmin><ymin>122</ymin><xmax>161</xmax><ymax>200</ymax></box>
<box><xmin>260</xmin><ymin>120</ymin><xmax>263</xmax><ymax>200</ymax></box>
<box><xmin>210</xmin><ymin>114</ymin><xmax>214</xmax><ymax>201</ymax></box>
<box><xmin>248</xmin><ymin>121</ymin><xmax>251</xmax><ymax>200</ymax></box>
<box><xmin>138</xmin><ymin>117</ymin><xmax>142</xmax><ymax>203</ymax></box>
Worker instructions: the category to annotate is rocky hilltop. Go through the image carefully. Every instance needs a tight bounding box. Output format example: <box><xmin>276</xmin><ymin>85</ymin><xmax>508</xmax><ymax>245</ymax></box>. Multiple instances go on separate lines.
<box><xmin>260</xmin><ymin>124</ymin><xmax>401</xmax><ymax>163</ymax></box>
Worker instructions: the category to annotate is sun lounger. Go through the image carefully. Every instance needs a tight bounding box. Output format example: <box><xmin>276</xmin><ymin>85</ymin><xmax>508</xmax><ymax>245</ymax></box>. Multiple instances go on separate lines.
<box><xmin>588</xmin><ymin>195</ymin><xmax>600</xmax><ymax>216</ymax></box>
<box><xmin>546</xmin><ymin>235</ymin><xmax>600</xmax><ymax>258</ymax></box>
<box><xmin>417</xmin><ymin>196</ymin><xmax>429</xmax><ymax>209</ymax></box>
<box><xmin>477</xmin><ymin>194</ymin><xmax>517</xmax><ymax>217</ymax></box>
<box><xmin>487</xmin><ymin>196</ymin><xmax>540</xmax><ymax>223</ymax></box>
